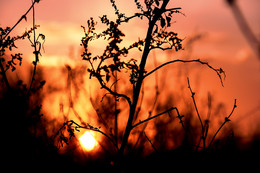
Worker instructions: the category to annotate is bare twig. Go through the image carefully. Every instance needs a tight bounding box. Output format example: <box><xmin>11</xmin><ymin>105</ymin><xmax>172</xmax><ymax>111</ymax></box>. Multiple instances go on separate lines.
<box><xmin>144</xmin><ymin>132</ymin><xmax>157</xmax><ymax>152</ymax></box>
<box><xmin>114</xmin><ymin>71</ymin><xmax>118</xmax><ymax>146</ymax></box>
<box><xmin>132</xmin><ymin>107</ymin><xmax>177</xmax><ymax>129</ymax></box>
<box><xmin>2</xmin><ymin>0</ymin><xmax>40</xmax><ymax>41</ymax></box>
<box><xmin>94</xmin><ymin>73</ymin><xmax>132</xmax><ymax>106</ymax></box>
<box><xmin>149</xmin><ymin>55</ymin><xmax>160</xmax><ymax>115</ymax></box>
<box><xmin>208</xmin><ymin>99</ymin><xmax>237</xmax><ymax>149</ymax></box>
<box><xmin>100</xmin><ymin>78</ymin><xmax>120</xmax><ymax>102</ymax></box>
<box><xmin>187</xmin><ymin>78</ymin><xmax>204</xmax><ymax>131</ymax></box>
<box><xmin>133</xmin><ymin>82</ymin><xmax>144</xmax><ymax>122</ymax></box>
<box><xmin>203</xmin><ymin>93</ymin><xmax>212</xmax><ymax>147</ymax></box>
<box><xmin>187</xmin><ymin>77</ymin><xmax>207</xmax><ymax>149</ymax></box>
<box><xmin>173</xmin><ymin>109</ymin><xmax>185</xmax><ymax>130</ymax></box>
<box><xmin>0</xmin><ymin>62</ymin><xmax>10</xmax><ymax>90</ymax></box>
<box><xmin>144</xmin><ymin>59</ymin><xmax>225</xmax><ymax>86</ymax></box>
<box><xmin>27</xmin><ymin>0</ymin><xmax>40</xmax><ymax>95</ymax></box>
<box><xmin>165</xmin><ymin>7</ymin><xmax>182</xmax><ymax>13</ymax></box>
<box><xmin>89</xmin><ymin>95</ymin><xmax>110</xmax><ymax>132</ymax></box>
<box><xmin>132</xmin><ymin>64</ymin><xmax>160</xmax><ymax>150</ymax></box>
<box><xmin>149</xmin><ymin>44</ymin><xmax>174</xmax><ymax>51</ymax></box>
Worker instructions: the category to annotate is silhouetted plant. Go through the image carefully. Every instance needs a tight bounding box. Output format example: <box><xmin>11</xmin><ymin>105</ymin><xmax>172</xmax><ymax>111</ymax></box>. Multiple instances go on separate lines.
<box><xmin>53</xmin><ymin>0</ymin><xmax>236</xmax><ymax>170</ymax></box>
<box><xmin>0</xmin><ymin>1</ymin><xmax>51</xmax><ymax>168</ymax></box>
<box><xmin>0</xmin><ymin>0</ymin><xmax>46</xmax><ymax>140</ymax></box>
<box><xmin>0</xmin><ymin>0</ymin><xmax>45</xmax><ymax>93</ymax></box>
<box><xmin>187</xmin><ymin>77</ymin><xmax>237</xmax><ymax>150</ymax></box>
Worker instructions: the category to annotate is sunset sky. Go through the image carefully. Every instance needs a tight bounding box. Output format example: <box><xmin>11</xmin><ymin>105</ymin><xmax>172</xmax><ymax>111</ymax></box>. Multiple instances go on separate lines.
<box><xmin>1</xmin><ymin>0</ymin><xmax>260</xmax><ymax>139</ymax></box>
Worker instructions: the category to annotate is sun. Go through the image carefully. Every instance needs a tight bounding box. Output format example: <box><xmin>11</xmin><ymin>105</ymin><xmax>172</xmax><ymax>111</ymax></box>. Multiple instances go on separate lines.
<box><xmin>79</xmin><ymin>131</ymin><xmax>97</xmax><ymax>151</ymax></box>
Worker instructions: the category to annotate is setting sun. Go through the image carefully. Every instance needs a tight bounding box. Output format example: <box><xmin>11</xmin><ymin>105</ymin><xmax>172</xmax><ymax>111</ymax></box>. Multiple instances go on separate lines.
<box><xmin>79</xmin><ymin>131</ymin><xmax>97</xmax><ymax>151</ymax></box>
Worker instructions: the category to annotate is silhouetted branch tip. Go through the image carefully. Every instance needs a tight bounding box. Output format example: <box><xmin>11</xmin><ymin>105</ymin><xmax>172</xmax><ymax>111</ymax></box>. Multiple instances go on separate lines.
<box><xmin>208</xmin><ymin>99</ymin><xmax>237</xmax><ymax>149</ymax></box>
<box><xmin>145</xmin><ymin>59</ymin><xmax>225</xmax><ymax>86</ymax></box>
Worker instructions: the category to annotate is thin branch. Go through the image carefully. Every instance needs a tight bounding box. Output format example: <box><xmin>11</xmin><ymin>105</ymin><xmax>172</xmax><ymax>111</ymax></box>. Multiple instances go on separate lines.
<box><xmin>132</xmin><ymin>107</ymin><xmax>175</xmax><ymax>129</ymax></box>
<box><xmin>187</xmin><ymin>78</ymin><xmax>204</xmax><ymax>131</ymax></box>
<box><xmin>208</xmin><ymin>99</ymin><xmax>237</xmax><ymax>149</ymax></box>
<box><xmin>164</xmin><ymin>7</ymin><xmax>182</xmax><ymax>12</ymax></box>
<box><xmin>0</xmin><ymin>61</ymin><xmax>10</xmax><ymax>90</ymax></box>
<box><xmin>89</xmin><ymin>95</ymin><xmax>110</xmax><ymax>132</ymax></box>
<box><xmin>97</xmin><ymin>76</ymin><xmax>132</xmax><ymax>106</ymax></box>
<box><xmin>27</xmin><ymin>0</ymin><xmax>39</xmax><ymax>95</ymax></box>
<box><xmin>132</xmin><ymin>60</ymin><xmax>160</xmax><ymax>150</ymax></box>
<box><xmin>0</xmin><ymin>0</ymin><xmax>40</xmax><ymax>91</ymax></box>
<box><xmin>144</xmin><ymin>132</ymin><xmax>157</xmax><ymax>152</ymax></box>
<box><xmin>114</xmin><ymin>70</ymin><xmax>118</xmax><ymax>146</ymax></box>
<box><xmin>148</xmin><ymin>56</ymin><xmax>160</xmax><ymax>115</ymax></box>
<box><xmin>173</xmin><ymin>108</ymin><xmax>185</xmax><ymax>130</ymax></box>
<box><xmin>119</xmin><ymin>13</ymin><xmax>145</xmax><ymax>23</ymax></box>
<box><xmin>2</xmin><ymin>0</ymin><xmax>40</xmax><ymax>41</ymax></box>
<box><xmin>187</xmin><ymin>77</ymin><xmax>207</xmax><ymax>149</ymax></box>
<box><xmin>86</xmin><ymin>54</ymin><xmax>130</xmax><ymax>105</ymax></box>
<box><xmin>133</xmin><ymin>82</ymin><xmax>145</xmax><ymax>122</ymax></box>
<box><xmin>144</xmin><ymin>59</ymin><xmax>226</xmax><ymax>86</ymax></box>
<box><xmin>149</xmin><ymin>44</ymin><xmax>173</xmax><ymax>51</ymax></box>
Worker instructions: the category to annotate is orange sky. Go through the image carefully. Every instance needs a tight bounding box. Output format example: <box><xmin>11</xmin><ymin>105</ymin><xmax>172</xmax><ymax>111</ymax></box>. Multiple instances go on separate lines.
<box><xmin>1</xmin><ymin>0</ymin><xmax>259</xmax><ymax>59</ymax></box>
<box><xmin>1</xmin><ymin>0</ymin><xmax>260</xmax><ymax>139</ymax></box>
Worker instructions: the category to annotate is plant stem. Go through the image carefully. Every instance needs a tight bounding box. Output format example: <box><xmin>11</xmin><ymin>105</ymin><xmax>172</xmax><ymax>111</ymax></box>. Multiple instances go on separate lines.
<box><xmin>187</xmin><ymin>78</ymin><xmax>204</xmax><ymax>131</ymax></box>
<box><xmin>0</xmin><ymin>0</ymin><xmax>39</xmax><ymax>91</ymax></box>
<box><xmin>118</xmin><ymin>0</ymin><xmax>170</xmax><ymax>157</ymax></box>
<box><xmin>144</xmin><ymin>132</ymin><xmax>157</xmax><ymax>152</ymax></box>
<box><xmin>114</xmin><ymin>71</ymin><xmax>118</xmax><ymax>146</ymax></box>
<box><xmin>144</xmin><ymin>59</ymin><xmax>225</xmax><ymax>86</ymax></box>
<box><xmin>207</xmin><ymin>99</ymin><xmax>237</xmax><ymax>149</ymax></box>
<box><xmin>132</xmin><ymin>107</ymin><xmax>174</xmax><ymax>129</ymax></box>
<box><xmin>27</xmin><ymin>1</ymin><xmax>39</xmax><ymax>95</ymax></box>
<box><xmin>2</xmin><ymin>1</ymin><xmax>38</xmax><ymax>41</ymax></box>
<box><xmin>0</xmin><ymin>61</ymin><xmax>10</xmax><ymax>90</ymax></box>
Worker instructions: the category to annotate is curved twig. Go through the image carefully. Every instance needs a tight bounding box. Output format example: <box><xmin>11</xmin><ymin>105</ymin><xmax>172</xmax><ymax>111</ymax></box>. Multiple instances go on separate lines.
<box><xmin>208</xmin><ymin>99</ymin><xmax>237</xmax><ymax>149</ymax></box>
<box><xmin>144</xmin><ymin>59</ymin><xmax>226</xmax><ymax>86</ymax></box>
<box><xmin>132</xmin><ymin>107</ymin><xmax>177</xmax><ymax>129</ymax></box>
<box><xmin>96</xmin><ymin>76</ymin><xmax>132</xmax><ymax>106</ymax></box>
<box><xmin>2</xmin><ymin>0</ymin><xmax>40</xmax><ymax>41</ymax></box>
